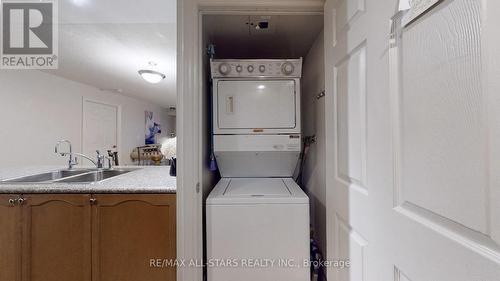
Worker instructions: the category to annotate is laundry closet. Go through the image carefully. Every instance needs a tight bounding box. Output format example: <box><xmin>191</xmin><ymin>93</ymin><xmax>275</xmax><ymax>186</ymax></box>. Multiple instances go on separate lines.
<box><xmin>200</xmin><ymin>14</ymin><xmax>326</xmax><ymax>281</ymax></box>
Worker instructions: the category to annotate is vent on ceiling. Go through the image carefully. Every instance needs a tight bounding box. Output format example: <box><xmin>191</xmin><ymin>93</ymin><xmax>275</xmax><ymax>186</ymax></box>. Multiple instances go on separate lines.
<box><xmin>247</xmin><ymin>15</ymin><xmax>276</xmax><ymax>35</ymax></box>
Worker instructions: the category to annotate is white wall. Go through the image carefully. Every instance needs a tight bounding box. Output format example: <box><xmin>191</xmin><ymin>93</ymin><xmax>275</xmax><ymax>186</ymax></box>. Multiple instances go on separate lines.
<box><xmin>301</xmin><ymin>30</ymin><xmax>326</xmax><ymax>257</ymax></box>
<box><xmin>0</xmin><ymin>70</ymin><xmax>173</xmax><ymax>168</ymax></box>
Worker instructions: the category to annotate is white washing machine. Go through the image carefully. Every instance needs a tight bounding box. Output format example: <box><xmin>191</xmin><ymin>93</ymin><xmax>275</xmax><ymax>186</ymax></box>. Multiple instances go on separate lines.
<box><xmin>207</xmin><ymin>59</ymin><xmax>310</xmax><ymax>281</ymax></box>
<box><xmin>207</xmin><ymin>178</ymin><xmax>309</xmax><ymax>281</ymax></box>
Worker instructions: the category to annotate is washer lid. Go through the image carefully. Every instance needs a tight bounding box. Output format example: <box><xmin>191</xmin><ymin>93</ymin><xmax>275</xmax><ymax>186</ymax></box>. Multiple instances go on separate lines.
<box><xmin>207</xmin><ymin>178</ymin><xmax>309</xmax><ymax>205</ymax></box>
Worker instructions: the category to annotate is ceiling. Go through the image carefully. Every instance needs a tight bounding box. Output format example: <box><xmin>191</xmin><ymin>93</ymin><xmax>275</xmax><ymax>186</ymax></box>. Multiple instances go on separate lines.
<box><xmin>203</xmin><ymin>15</ymin><xmax>323</xmax><ymax>59</ymax></box>
<box><xmin>45</xmin><ymin>0</ymin><xmax>177</xmax><ymax>107</ymax></box>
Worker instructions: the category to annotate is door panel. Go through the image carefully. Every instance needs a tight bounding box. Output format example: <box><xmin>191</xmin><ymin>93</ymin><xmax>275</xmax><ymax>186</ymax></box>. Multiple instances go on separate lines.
<box><xmin>83</xmin><ymin>100</ymin><xmax>118</xmax><ymax>158</ymax></box>
<box><xmin>335</xmin><ymin>42</ymin><xmax>367</xmax><ymax>190</ymax></box>
<box><xmin>22</xmin><ymin>194</ymin><xmax>91</xmax><ymax>281</ymax></box>
<box><xmin>325</xmin><ymin>0</ymin><xmax>500</xmax><ymax>280</ymax></box>
<box><xmin>485</xmin><ymin>0</ymin><xmax>500</xmax><ymax>246</ymax></box>
<box><xmin>394</xmin><ymin>267</ymin><xmax>412</xmax><ymax>281</ymax></box>
<box><xmin>216</xmin><ymin>80</ymin><xmax>297</xmax><ymax>130</ymax></box>
<box><xmin>0</xmin><ymin>195</ymin><xmax>22</xmax><ymax>281</ymax></box>
<box><xmin>91</xmin><ymin>194</ymin><xmax>176</xmax><ymax>281</ymax></box>
<box><xmin>398</xmin><ymin>0</ymin><xmax>486</xmax><ymax>234</ymax></box>
<box><xmin>336</xmin><ymin>0</ymin><xmax>365</xmax><ymax>29</ymax></box>
<box><xmin>335</xmin><ymin>215</ymin><xmax>367</xmax><ymax>281</ymax></box>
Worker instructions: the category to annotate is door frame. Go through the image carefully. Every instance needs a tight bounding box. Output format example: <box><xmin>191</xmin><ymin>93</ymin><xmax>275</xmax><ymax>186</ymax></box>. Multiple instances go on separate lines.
<box><xmin>81</xmin><ymin>98</ymin><xmax>122</xmax><ymax>157</ymax></box>
<box><xmin>176</xmin><ymin>1</ymin><xmax>324</xmax><ymax>280</ymax></box>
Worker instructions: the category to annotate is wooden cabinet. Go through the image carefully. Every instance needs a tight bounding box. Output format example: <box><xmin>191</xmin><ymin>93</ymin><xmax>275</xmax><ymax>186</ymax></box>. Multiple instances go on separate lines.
<box><xmin>0</xmin><ymin>195</ymin><xmax>22</xmax><ymax>281</ymax></box>
<box><xmin>92</xmin><ymin>195</ymin><xmax>176</xmax><ymax>281</ymax></box>
<box><xmin>0</xmin><ymin>193</ymin><xmax>176</xmax><ymax>281</ymax></box>
<box><xmin>23</xmin><ymin>195</ymin><xmax>91</xmax><ymax>281</ymax></box>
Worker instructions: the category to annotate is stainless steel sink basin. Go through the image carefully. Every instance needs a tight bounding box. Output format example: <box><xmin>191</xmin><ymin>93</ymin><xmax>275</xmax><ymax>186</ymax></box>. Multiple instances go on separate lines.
<box><xmin>57</xmin><ymin>169</ymin><xmax>136</xmax><ymax>183</ymax></box>
<box><xmin>2</xmin><ymin>169</ymin><xmax>93</xmax><ymax>183</ymax></box>
<box><xmin>0</xmin><ymin>168</ymin><xmax>137</xmax><ymax>184</ymax></box>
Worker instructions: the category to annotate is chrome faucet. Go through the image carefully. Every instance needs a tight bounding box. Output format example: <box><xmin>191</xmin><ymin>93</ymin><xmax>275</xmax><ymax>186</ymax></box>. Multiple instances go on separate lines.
<box><xmin>55</xmin><ymin>140</ymin><xmax>77</xmax><ymax>169</ymax></box>
<box><xmin>72</xmin><ymin>152</ymin><xmax>98</xmax><ymax>168</ymax></box>
<box><xmin>55</xmin><ymin>140</ymin><xmax>111</xmax><ymax>169</ymax></box>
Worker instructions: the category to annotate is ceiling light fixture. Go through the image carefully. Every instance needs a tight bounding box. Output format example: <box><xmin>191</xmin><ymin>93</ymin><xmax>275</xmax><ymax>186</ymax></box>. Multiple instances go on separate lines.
<box><xmin>71</xmin><ymin>0</ymin><xmax>88</xmax><ymax>7</ymax></box>
<box><xmin>138</xmin><ymin>62</ymin><xmax>166</xmax><ymax>84</ymax></box>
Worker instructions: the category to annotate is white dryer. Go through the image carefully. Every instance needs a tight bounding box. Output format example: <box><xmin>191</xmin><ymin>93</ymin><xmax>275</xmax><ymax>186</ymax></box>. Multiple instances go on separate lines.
<box><xmin>207</xmin><ymin>59</ymin><xmax>310</xmax><ymax>281</ymax></box>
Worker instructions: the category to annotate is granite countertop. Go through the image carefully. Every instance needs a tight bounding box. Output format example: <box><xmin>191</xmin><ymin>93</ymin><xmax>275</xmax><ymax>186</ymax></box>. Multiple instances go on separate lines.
<box><xmin>0</xmin><ymin>166</ymin><xmax>176</xmax><ymax>194</ymax></box>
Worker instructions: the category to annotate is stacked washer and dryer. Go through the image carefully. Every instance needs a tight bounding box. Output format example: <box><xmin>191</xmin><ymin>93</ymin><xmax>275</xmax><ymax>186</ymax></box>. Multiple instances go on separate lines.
<box><xmin>206</xmin><ymin>59</ymin><xmax>310</xmax><ymax>281</ymax></box>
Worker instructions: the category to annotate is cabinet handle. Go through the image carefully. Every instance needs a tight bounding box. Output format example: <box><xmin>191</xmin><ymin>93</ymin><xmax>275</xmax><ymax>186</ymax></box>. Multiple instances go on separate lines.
<box><xmin>8</xmin><ymin>198</ymin><xmax>16</xmax><ymax>206</ymax></box>
<box><xmin>17</xmin><ymin>198</ymin><xmax>26</xmax><ymax>205</ymax></box>
<box><xmin>90</xmin><ymin>198</ymin><xmax>97</xmax><ymax>205</ymax></box>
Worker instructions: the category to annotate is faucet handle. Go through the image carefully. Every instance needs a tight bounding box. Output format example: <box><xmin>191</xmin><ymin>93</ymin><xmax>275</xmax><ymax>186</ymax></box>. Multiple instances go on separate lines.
<box><xmin>96</xmin><ymin>150</ymin><xmax>105</xmax><ymax>168</ymax></box>
<box><xmin>106</xmin><ymin>156</ymin><xmax>113</xmax><ymax>169</ymax></box>
<box><xmin>96</xmin><ymin>150</ymin><xmax>105</xmax><ymax>160</ymax></box>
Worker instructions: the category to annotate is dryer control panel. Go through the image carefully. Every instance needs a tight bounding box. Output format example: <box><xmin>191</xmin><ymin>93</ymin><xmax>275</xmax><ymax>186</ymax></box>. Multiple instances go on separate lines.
<box><xmin>211</xmin><ymin>58</ymin><xmax>302</xmax><ymax>78</ymax></box>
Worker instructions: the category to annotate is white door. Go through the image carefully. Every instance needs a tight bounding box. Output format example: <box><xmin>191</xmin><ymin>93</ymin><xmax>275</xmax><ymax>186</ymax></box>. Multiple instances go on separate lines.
<box><xmin>215</xmin><ymin>80</ymin><xmax>299</xmax><ymax>133</ymax></box>
<box><xmin>324</xmin><ymin>0</ymin><xmax>500</xmax><ymax>280</ymax></box>
<box><xmin>82</xmin><ymin>100</ymin><xmax>118</xmax><ymax>161</ymax></box>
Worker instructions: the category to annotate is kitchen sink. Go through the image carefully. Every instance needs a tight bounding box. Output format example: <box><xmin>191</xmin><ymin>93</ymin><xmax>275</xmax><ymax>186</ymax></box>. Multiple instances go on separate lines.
<box><xmin>0</xmin><ymin>168</ymin><xmax>137</xmax><ymax>184</ymax></box>
<box><xmin>1</xmin><ymin>169</ymin><xmax>93</xmax><ymax>183</ymax></box>
<box><xmin>57</xmin><ymin>169</ymin><xmax>135</xmax><ymax>183</ymax></box>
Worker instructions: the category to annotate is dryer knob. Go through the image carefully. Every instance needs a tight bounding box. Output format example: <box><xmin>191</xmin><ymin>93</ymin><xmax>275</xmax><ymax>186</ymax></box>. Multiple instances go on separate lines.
<box><xmin>218</xmin><ymin>63</ymin><xmax>231</xmax><ymax>75</ymax></box>
<box><xmin>236</xmin><ymin>65</ymin><xmax>243</xmax><ymax>73</ymax></box>
<box><xmin>281</xmin><ymin>62</ymin><xmax>295</xmax><ymax>75</ymax></box>
<box><xmin>247</xmin><ymin>65</ymin><xmax>255</xmax><ymax>73</ymax></box>
<box><xmin>259</xmin><ymin>65</ymin><xmax>266</xmax><ymax>73</ymax></box>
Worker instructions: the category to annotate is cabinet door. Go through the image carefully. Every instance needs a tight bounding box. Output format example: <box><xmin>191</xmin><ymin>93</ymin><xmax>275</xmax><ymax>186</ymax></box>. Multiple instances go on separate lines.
<box><xmin>0</xmin><ymin>195</ymin><xmax>22</xmax><ymax>281</ymax></box>
<box><xmin>22</xmin><ymin>194</ymin><xmax>91</xmax><ymax>281</ymax></box>
<box><xmin>92</xmin><ymin>194</ymin><xmax>176</xmax><ymax>281</ymax></box>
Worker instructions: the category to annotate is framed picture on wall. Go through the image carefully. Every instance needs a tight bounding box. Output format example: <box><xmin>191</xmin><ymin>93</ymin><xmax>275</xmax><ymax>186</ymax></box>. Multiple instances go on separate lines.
<box><xmin>145</xmin><ymin>111</ymin><xmax>161</xmax><ymax>145</ymax></box>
